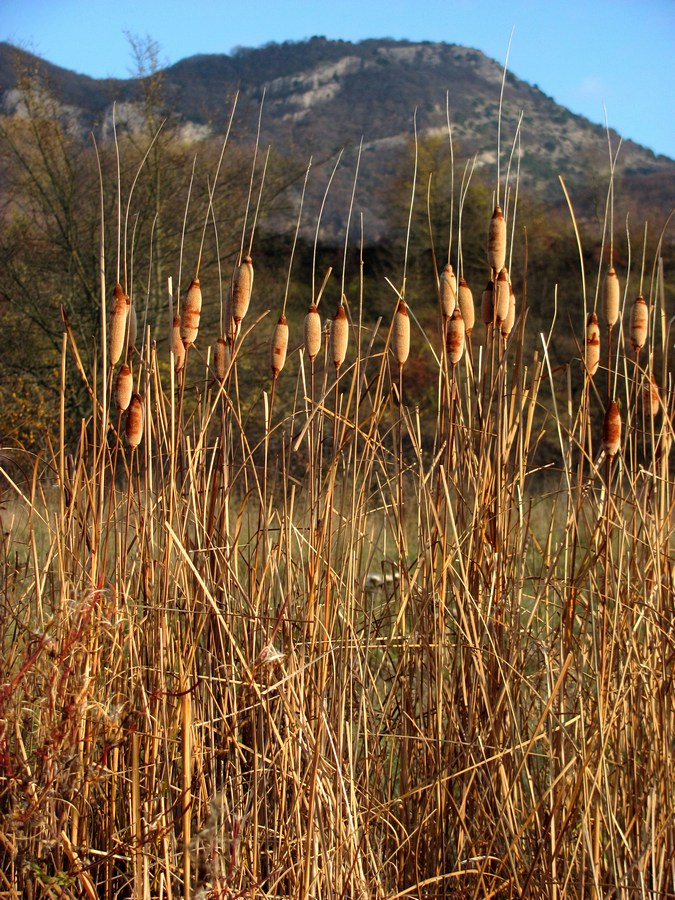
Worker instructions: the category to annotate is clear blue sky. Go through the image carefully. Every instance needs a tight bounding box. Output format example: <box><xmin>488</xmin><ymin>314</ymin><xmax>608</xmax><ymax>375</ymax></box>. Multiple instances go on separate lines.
<box><xmin>3</xmin><ymin>0</ymin><xmax>674</xmax><ymax>158</ymax></box>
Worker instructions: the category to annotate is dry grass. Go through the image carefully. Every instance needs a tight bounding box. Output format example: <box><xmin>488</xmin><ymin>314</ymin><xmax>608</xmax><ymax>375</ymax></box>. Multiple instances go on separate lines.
<box><xmin>0</xmin><ymin>120</ymin><xmax>674</xmax><ymax>900</ymax></box>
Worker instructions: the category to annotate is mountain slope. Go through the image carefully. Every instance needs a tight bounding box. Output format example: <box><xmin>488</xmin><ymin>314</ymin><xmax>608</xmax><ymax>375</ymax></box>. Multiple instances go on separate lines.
<box><xmin>1</xmin><ymin>37</ymin><xmax>672</xmax><ymax>240</ymax></box>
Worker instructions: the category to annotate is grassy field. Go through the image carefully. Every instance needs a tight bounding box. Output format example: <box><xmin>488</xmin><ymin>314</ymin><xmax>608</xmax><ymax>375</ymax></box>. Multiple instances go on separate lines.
<box><xmin>0</xmin><ymin>112</ymin><xmax>673</xmax><ymax>900</ymax></box>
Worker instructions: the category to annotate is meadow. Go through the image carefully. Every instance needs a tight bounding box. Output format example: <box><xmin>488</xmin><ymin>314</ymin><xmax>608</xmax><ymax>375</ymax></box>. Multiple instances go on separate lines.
<box><xmin>0</xmin><ymin>91</ymin><xmax>673</xmax><ymax>899</ymax></box>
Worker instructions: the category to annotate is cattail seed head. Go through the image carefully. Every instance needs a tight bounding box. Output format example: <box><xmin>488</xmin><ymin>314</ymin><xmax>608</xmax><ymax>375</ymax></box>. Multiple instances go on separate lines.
<box><xmin>109</xmin><ymin>283</ymin><xmax>129</xmax><ymax>367</ymax></box>
<box><xmin>446</xmin><ymin>307</ymin><xmax>465</xmax><ymax>365</ymax></box>
<box><xmin>603</xmin><ymin>266</ymin><xmax>620</xmax><ymax>328</ymax></box>
<box><xmin>488</xmin><ymin>205</ymin><xmax>507</xmax><ymax>272</ymax></box>
<box><xmin>330</xmin><ymin>302</ymin><xmax>349</xmax><ymax>370</ymax></box>
<box><xmin>231</xmin><ymin>256</ymin><xmax>253</xmax><ymax>325</ymax></box>
<box><xmin>114</xmin><ymin>364</ymin><xmax>133</xmax><ymax>411</ymax></box>
<box><xmin>494</xmin><ymin>267</ymin><xmax>510</xmax><ymax>323</ymax></box>
<box><xmin>585</xmin><ymin>312</ymin><xmax>600</xmax><ymax>376</ymax></box>
<box><xmin>304</xmin><ymin>303</ymin><xmax>322</xmax><ymax>361</ymax></box>
<box><xmin>602</xmin><ymin>400</ymin><xmax>621</xmax><ymax>458</ymax></box>
<box><xmin>181</xmin><ymin>277</ymin><xmax>202</xmax><ymax>347</ymax></box>
<box><xmin>501</xmin><ymin>286</ymin><xmax>516</xmax><ymax>337</ymax></box>
<box><xmin>458</xmin><ymin>277</ymin><xmax>475</xmax><ymax>335</ymax></box>
<box><xmin>171</xmin><ymin>315</ymin><xmax>186</xmax><ymax>373</ymax></box>
<box><xmin>125</xmin><ymin>393</ymin><xmax>144</xmax><ymax>449</ymax></box>
<box><xmin>643</xmin><ymin>374</ymin><xmax>660</xmax><ymax>417</ymax></box>
<box><xmin>439</xmin><ymin>264</ymin><xmax>457</xmax><ymax>319</ymax></box>
<box><xmin>215</xmin><ymin>336</ymin><xmax>229</xmax><ymax>382</ymax></box>
<box><xmin>392</xmin><ymin>300</ymin><xmax>410</xmax><ymax>367</ymax></box>
<box><xmin>270</xmin><ymin>314</ymin><xmax>289</xmax><ymax>378</ymax></box>
<box><xmin>629</xmin><ymin>294</ymin><xmax>648</xmax><ymax>352</ymax></box>
<box><xmin>481</xmin><ymin>280</ymin><xmax>494</xmax><ymax>326</ymax></box>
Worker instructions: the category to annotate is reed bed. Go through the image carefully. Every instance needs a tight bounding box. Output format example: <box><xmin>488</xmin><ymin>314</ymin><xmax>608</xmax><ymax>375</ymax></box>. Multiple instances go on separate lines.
<box><xmin>0</xmin><ymin>125</ymin><xmax>673</xmax><ymax>900</ymax></box>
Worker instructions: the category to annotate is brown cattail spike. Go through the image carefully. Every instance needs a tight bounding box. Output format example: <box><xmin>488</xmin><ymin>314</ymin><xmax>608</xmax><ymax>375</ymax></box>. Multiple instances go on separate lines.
<box><xmin>446</xmin><ymin>307</ymin><xmax>465</xmax><ymax>365</ymax></box>
<box><xmin>458</xmin><ymin>277</ymin><xmax>475</xmax><ymax>335</ymax></box>
<box><xmin>481</xmin><ymin>280</ymin><xmax>494</xmax><ymax>326</ymax></box>
<box><xmin>125</xmin><ymin>393</ymin><xmax>144</xmax><ymax>449</ymax></box>
<box><xmin>643</xmin><ymin>374</ymin><xmax>660</xmax><ymax>417</ymax></box>
<box><xmin>304</xmin><ymin>303</ymin><xmax>322</xmax><ymax>361</ymax></box>
<box><xmin>439</xmin><ymin>264</ymin><xmax>457</xmax><ymax>319</ymax></box>
<box><xmin>232</xmin><ymin>256</ymin><xmax>254</xmax><ymax>326</ymax></box>
<box><xmin>171</xmin><ymin>316</ymin><xmax>186</xmax><ymax>373</ymax></box>
<box><xmin>602</xmin><ymin>400</ymin><xmax>621</xmax><ymax>459</ymax></box>
<box><xmin>494</xmin><ymin>267</ymin><xmax>510</xmax><ymax>323</ymax></box>
<box><xmin>330</xmin><ymin>302</ymin><xmax>349</xmax><ymax>370</ymax></box>
<box><xmin>488</xmin><ymin>205</ymin><xmax>507</xmax><ymax>273</ymax></box>
<box><xmin>271</xmin><ymin>314</ymin><xmax>289</xmax><ymax>378</ymax></box>
<box><xmin>629</xmin><ymin>295</ymin><xmax>648</xmax><ymax>352</ymax></box>
<box><xmin>181</xmin><ymin>277</ymin><xmax>202</xmax><ymax>347</ymax></box>
<box><xmin>114</xmin><ymin>364</ymin><xmax>133</xmax><ymax>411</ymax></box>
<box><xmin>392</xmin><ymin>299</ymin><xmax>410</xmax><ymax>367</ymax></box>
<box><xmin>585</xmin><ymin>312</ymin><xmax>600</xmax><ymax>377</ymax></box>
<box><xmin>109</xmin><ymin>283</ymin><xmax>130</xmax><ymax>367</ymax></box>
<box><xmin>215</xmin><ymin>336</ymin><xmax>229</xmax><ymax>382</ymax></box>
<box><xmin>603</xmin><ymin>266</ymin><xmax>620</xmax><ymax>328</ymax></box>
<box><xmin>501</xmin><ymin>286</ymin><xmax>516</xmax><ymax>338</ymax></box>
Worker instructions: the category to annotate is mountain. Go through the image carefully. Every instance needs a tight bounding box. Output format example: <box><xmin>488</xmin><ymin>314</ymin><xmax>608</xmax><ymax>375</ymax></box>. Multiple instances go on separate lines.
<box><xmin>1</xmin><ymin>37</ymin><xmax>673</xmax><ymax>241</ymax></box>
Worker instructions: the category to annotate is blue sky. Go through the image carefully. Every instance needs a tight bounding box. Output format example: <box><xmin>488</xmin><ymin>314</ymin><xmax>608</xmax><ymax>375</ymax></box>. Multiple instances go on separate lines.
<box><xmin>3</xmin><ymin>0</ymin><xmax>674</xmax><ymax>158</ymax></box>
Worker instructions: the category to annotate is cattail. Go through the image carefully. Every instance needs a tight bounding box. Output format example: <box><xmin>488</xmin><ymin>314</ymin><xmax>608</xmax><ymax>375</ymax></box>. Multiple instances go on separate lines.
<box><xmin>643</xmin><ymin>374</ymin><xmax>660</xmax><ymax>417</ymax></box>
<box><xmin>231</xmin><ymin>256</ymin><xmax>254</xmax><ymax>326</ymax></box>
<box><xmin>270</xmin><ymin>314</ymin><xmax>289</xmax><ymax>378</ymax></box>
<box><xmin>457</xmin><ymin>277</ymin><xmax>475</xmax><ymax>335</ymax></box>
<box><xmin>224</xmin><ymin>290</ymin><xmax>236</xmax><ymax>343</ymax></box>
<box><xmin>446</xmin><ymin>307</ymin><xmax>465</xmax><ymax>365</ymax></box>
<box><xmin>602</xmin><ymin>400</ymin><xmax>621</xmax><ymax>458</ymax></box>
<box><xmin>330</xmin><ymin>302</ymin><xmax>348</xmax><ymax>370</ymax></box>
<box><xmin>127</xmin><ymin>303</ymin><xmax>137</xmax><ymax>351</ymax></box>
<box><xmin>125</xmin><ymin>393</ymin><xmax>144</xmax><ymax>449</ymax></box>
<box><xmin>494</xmin><ymin>267</ymin><xmax>510</xmax><ymax>323</ymax></box>
<box><xmin>603</xmin><ymin>266</ymin><xmax>620</xmax><ymax>328</ymax></box>
<box><xmin>304</xmin><ymin>303</ymin><xmax>322</xmax><ymax>361</ymax></box>
<box><xmin>392</xmin><ymin>300</ymin><xmax>410</xmax><ymax>367</ymax></box>
<box><xmin>181</xmin><ymin>277</ymin><xmax>202</xmax><ymax>346</ymax></box>
<box><xmin>629</xmin><ymin>294</ymin><xmax>648</xmax><ymax>352</ymax></box>
<box><xmin>501</xmin><ymin>286</ymin><xmax>516</xmax><ymax>337</ymax></box>
<box><xmin>585</xmin><ymin>312</ymin><xmax>600</xmax><ymax>376</ymax></box>
<box><xmin>113</xmin><ymin>364</ymin><xmax>133</xmax><ymax>411</ymax></box>
<box><xmin>488</xmin><ymin>205</ymin><xmax>506</xmax><ymax>272</ymax></box>
<box><xmin>214</xmin><ymin>336</ymin><xmax>229</xmax><ymax>382</ymax></box>
<box><xmin>171</xmin><ymin>316</ymin><xmax>186</xmax><ymax>373</ymax></box>
<box><xmin>481</xmin><ymin>279</ymin><xmax>494</xmax><ymax>326</ymax></box>
<box><xmin>439</xmin><ymin>264</ymin><xmax>457</xmax><ymax>319</ymax></box>
<box><xmin>109</xmin><ymin>283</ymin><xmax>129</xmax><ymax>367</ymax></box>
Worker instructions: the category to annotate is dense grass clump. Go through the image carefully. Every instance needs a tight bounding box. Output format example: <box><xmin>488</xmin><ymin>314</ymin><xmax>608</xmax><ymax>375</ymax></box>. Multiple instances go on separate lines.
<box><xmin>0</xmin><ymin>101</ymin><xmax>673</xmax><ymax>900</ymax></box>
